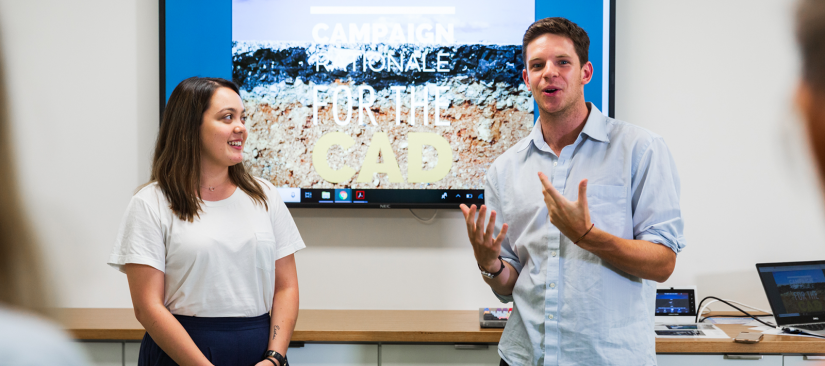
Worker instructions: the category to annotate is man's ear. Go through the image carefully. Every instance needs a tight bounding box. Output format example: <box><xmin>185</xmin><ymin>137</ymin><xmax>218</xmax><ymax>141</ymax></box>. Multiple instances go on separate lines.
<box><xmin>522</xmin><ymin>68</ymin><xmax>530</xmax><ymax>91</ymax></box>
<box><xmin>581</xmin><ymin>61</ymin><xmax>594</xmax><ymax>85</ymax></box>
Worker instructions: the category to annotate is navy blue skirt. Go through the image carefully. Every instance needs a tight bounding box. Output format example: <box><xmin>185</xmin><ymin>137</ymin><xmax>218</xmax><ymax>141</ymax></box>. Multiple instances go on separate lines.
<box><xmin>138</xmin><ymin>313</ymin><xmax>270</xmax><ymax>366</ymax></box>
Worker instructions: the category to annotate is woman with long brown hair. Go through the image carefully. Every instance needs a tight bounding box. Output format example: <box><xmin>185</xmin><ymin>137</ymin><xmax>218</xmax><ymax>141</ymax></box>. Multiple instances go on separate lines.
<box><xmin>108</xmin><ymin>77</ymin><xmax>304</xmax><ymax>366</ymax></box>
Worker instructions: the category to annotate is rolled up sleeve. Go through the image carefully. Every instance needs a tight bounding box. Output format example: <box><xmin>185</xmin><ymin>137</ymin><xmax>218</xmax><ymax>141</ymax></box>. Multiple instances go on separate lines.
<box><xmin>630</xmin><ymin>137</ymin><xmax>687</xmax><ymax>254</ymax></box>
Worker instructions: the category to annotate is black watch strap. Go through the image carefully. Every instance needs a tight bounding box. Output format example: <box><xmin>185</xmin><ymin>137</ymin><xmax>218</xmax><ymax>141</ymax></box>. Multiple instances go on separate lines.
<box><xmin>263</xmin><ymin>350</ymin><xmax>288</xmax><ymax>366</ymax></box>
<box><xmin>478</xmin><ymin>256</ymin><xmax>505</xmax><ymax>278</ymax></box>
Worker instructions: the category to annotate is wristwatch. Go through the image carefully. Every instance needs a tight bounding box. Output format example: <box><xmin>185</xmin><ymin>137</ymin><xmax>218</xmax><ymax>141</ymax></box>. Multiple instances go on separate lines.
<box><xmin>263</xmin><ymin>350</ymin><xmax>288</xmax><ymax>366</ymax></box>
<box><xmin>478</xmin><ymin>256</ymin><xmax>505</xmax><ymax>279</ymax></box>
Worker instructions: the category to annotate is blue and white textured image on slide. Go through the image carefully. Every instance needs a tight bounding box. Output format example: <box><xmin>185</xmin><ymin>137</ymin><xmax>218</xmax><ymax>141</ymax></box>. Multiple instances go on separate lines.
<box><xmin>772</xmin><ymin>269</ymin><xmax>825</xmax><ymax>314</ymax></box>
<box><xmin>231</xmin><ymin>1</ymin><xmax>535</xmax><ymax>190</ymax></box>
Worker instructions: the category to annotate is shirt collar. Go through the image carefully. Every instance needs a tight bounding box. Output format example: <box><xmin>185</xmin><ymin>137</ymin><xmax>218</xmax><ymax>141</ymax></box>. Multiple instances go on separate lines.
<box><xmin>517</xmin><ymin>103</ymin><xmax>609</xmax><ymax>153</ymax></box>
<box><xmin>516</xmin><ymin>117</ymin><xmax>547</xmax><ymax>152</ymax></box>
<box><xmin>580</xmin><ymin>103</ymin><xmax>610</xmax><ymax>143</ymax></box>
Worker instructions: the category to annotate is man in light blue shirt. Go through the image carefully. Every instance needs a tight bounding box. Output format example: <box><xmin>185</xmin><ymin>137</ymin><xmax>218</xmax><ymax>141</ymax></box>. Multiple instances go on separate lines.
<box><xmin>461</xmin><ymin>18</ymin><xmax>685</xmax><ymax>366</ymax></box>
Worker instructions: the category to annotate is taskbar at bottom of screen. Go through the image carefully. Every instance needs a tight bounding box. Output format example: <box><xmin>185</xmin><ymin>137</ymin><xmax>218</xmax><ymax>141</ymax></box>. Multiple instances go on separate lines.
<box><xmin>277</xmin><ymin>188</ymin><xmax>485</xmax><ymax>208</ymax></box>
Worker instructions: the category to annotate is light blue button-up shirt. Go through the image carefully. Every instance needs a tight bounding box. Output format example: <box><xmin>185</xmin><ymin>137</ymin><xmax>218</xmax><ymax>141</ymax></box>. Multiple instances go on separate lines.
<box><xmin>487</xmin><ymin>104</ymin><xmax>686</xmax><ymax>366</ymax></box>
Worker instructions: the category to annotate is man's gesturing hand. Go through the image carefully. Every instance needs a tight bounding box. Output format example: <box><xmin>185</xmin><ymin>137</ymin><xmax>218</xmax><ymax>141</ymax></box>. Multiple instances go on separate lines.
<box><xmin>459</xmin><ymin>204</ymin><xmax>509</xmax><ymax>272</ymax></box>
<box><xmin>538</xmin><ymin>172</ymin><xmax>592</xmax><ymax>245</ymax></box>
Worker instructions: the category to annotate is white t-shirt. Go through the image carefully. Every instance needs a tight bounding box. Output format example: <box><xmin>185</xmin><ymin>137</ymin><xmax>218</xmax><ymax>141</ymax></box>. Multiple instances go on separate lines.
<box><xmin>0</xmin><ymin>306</ymin><xmax>89</xmax><ymax>365</ymax></box>
<box><xmin>108</xmin><ymin>179</ymin><xmax>305</xmax><ymax>317</ymax></box>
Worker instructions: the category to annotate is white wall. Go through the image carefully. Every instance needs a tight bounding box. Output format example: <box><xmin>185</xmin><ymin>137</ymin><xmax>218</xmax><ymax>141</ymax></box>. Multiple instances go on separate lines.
<box><xmin>614</xmin><ymin>0</ymin><xmax>825</xmax><ymax>310</ymax></box>
<box><xmin>0</xmin><ymin>0</ymin><xmax>159</xmax><ymax>307</ymax></box>
<box><xmin>1</xmin><ymin>0</ymin><xmax>822</xmax><ymax>312</ymax></box>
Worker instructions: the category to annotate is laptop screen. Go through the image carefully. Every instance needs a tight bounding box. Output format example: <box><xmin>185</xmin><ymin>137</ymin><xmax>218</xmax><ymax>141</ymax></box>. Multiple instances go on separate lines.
<box><xmin>757</xmin><ymin>261</ymin><xmax>825</xmax><ymax>325</ymax></box>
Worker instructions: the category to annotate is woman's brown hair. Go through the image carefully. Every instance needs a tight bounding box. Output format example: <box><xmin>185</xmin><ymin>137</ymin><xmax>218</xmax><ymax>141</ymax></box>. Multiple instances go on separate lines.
<box><xmin>0</xmin><ymin>37</ymin><xmax>50</xmax><ymax>313</ymax></box>
<box><xmin>151</xmin><ymin>77</ymin><xmax>268</xmax><ymax>221</ymax></box>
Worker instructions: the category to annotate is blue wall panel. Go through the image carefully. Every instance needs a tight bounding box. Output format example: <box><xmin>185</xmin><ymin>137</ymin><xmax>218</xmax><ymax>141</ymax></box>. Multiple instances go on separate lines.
<box><xmin>165</xmin><ymin>0</ymin><xmax>232</xmax><ymax>102</ymax></box>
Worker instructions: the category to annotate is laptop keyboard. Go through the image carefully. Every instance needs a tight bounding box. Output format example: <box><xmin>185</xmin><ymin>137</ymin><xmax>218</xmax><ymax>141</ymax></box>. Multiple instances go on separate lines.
<box><xmin>793</xmin><ymin>323</ymin><xmax>825</xmax><ymax>331</ymax></box>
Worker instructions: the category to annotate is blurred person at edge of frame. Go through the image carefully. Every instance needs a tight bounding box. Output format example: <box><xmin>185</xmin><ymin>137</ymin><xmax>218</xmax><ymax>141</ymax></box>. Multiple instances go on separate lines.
<box><xmin>797</xmin><ymin>0</ymin><xmax>825</xmax><ymax>184</ymax></box>
<box><xmin>0</xmin><ymin>38</ymin><xmax>89</xmax><ymax>365</ymax></box>
<box><xmin>107</xmin><ymin>77</ymin><xmax>305</xmax><ymax>366</ymax></box>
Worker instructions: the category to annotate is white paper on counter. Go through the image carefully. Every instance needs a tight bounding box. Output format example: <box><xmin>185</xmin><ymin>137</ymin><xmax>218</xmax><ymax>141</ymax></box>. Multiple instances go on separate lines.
<box><xmin>703</xmin><ymin>316</ymin><xmax>775</xmax><ymax>326</ymax></box>
<box><xmin>655</xmin><ymin>323</ymin><xmax>729</xmax><ymax>339</ymax></box>
<box><xmin>705</xmin><ymin>317</ymin><xmax>755</xmax><ymax>325</ymax></box>
<box><xmin>743</xmin><ymin>317</ymin><xmax>776</xmax><ymax>327</ymax></box>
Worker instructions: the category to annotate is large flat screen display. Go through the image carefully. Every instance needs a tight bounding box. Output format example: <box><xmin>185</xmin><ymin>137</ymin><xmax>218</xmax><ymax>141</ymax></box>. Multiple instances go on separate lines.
<box><xmin>162</xmin><ymin>0</ymin><xmax>614</xmax><ymax>208</ymax></box>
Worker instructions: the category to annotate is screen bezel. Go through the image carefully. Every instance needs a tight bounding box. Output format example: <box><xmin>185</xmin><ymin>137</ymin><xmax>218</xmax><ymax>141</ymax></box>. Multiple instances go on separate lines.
<box><xmin>158</xmin><ymin>0</ymin><xmax>617</xmax><ymax>209</ymax></box>
<box><xmin>756</xmin><ymin>260</ymin><xmax>825</xmax><ymax>326</ymax></box>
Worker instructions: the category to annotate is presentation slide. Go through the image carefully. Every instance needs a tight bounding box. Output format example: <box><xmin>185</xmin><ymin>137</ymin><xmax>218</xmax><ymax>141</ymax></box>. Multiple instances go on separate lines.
<box><xmin>232</xmin><ymin>1</ymin><xmax>534</xmax><ymax>193</ymax></box>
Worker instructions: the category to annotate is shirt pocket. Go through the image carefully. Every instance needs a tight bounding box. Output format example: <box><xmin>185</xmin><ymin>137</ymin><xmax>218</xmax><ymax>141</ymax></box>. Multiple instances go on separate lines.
<box><xmin>586</xmin><ymin>184</ymin><xmax>627</xmax><ymax>237</ymax></box>
<box><xmin>255</xmin><ymin>232</ymin><xmax>277</xmax><ymax>271</ymax></box>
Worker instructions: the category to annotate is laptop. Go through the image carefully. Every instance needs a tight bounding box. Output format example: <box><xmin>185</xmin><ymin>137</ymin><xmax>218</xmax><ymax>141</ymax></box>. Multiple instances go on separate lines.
<box><xmin>756</xmin><ymin>260</ymin><xmax>825</xmax><ymax>337</ymax></box>
<box><xmin>655</xmin><ymin>286</ymin><xmax>697</xmax><ymax>324</ymax></box>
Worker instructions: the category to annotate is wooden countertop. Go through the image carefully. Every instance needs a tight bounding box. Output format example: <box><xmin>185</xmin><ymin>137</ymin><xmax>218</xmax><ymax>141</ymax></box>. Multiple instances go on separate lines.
<box><xmin>59</xmin><ymin>309</ymin><xmax>825</xmax><ymax>353</ymax></box>
<box><xmin>655</xmin><ymin>323</ymin><xmax>825</xmax><ymax>354</ymax></box>
<box><xmin>57</xmin><ymin>309</ymin><xmax>502</xmax><ymax>344</ymax></box>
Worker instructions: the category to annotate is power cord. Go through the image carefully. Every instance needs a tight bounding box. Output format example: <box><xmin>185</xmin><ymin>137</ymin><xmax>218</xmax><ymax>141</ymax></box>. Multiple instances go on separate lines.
<box><xmin>695</xmin><ymin>296</ymin><xmax>775</xmax><ymax>328</ymax></box>
<box><xmin>409</xmin><ymin>208</ymin><xmax>438</xmax><ymax>224</ymax></box>
<box><xmin>697</xmin><ymin>298</ymin><xmax>772</xmax><ymax>320</ymax></box>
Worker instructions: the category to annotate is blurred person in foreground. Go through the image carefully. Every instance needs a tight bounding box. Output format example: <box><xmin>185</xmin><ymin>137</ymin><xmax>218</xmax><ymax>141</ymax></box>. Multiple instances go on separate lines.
<box><xmin>108</xmin><ymin>77</ymin><xmax>305</xmax><ymax>366</ymax></box>
<box><xmin>0</xmin><ymin>40</ymin><xmax>87</xmax><ymax>364</ymax></box>
<box><xmin>797</xmin><ymin>0</ymin><xmax>825</xmax><ymax>183</ymax></box>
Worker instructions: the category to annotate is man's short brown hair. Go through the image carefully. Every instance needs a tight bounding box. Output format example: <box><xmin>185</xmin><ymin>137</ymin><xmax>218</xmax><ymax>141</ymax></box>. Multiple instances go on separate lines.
<box><xmin>798</xmin><ymin>0</ymin><xmax>825</xmax><ymax>93</ymax></box>
<box><xmin>522</xmin><ymin>17</ymin><xmax>590</xmax><ymax>67</ymax></box>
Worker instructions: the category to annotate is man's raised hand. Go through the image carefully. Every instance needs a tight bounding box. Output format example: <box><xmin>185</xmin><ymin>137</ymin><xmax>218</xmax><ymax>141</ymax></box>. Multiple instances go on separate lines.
<box><xmin>537</xmin><ymin>172</ymin><xmax>592</xmax><ymax>244</ymax></box>
<box><xmin>459</xmin><ymin>204</ymin><xmax>509</xmax><ymax>272</ymax></box>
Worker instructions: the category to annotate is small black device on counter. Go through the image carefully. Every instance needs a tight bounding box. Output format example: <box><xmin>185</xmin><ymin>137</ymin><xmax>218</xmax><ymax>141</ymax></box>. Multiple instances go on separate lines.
<box><xmin>479</xmin><ymin>307</ymin><xmax>511</xmax><ymax>328</ymax></box>
<box><xmin>655</xmin><ymin>287</ymin><xmax>697</xmax><ymax>324</ymax></box>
